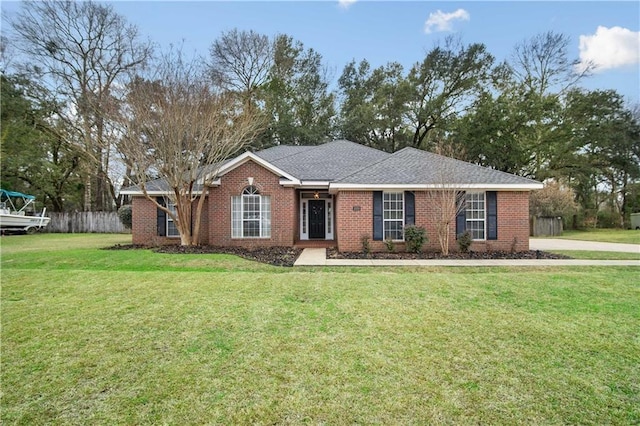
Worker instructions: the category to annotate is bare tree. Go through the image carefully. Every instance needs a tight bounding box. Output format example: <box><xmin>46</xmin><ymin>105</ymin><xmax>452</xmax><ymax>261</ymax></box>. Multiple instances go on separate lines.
<box><xmin>117</xmin><ymin>50</ymin><xmax>266</xmax><ymax>246</ymax></box>
<box><xmin>208</xmin><ymin>29</ymin><xmax>272</xmax><ymax>107</ymax></box>
<box><xmin>512</xmin><ymin>31</ymin><xmax>591</xmax><ymax>97</ymax></box>
<box><xmin>0</xmin><ymin>35</ymin><xmax>15</xmax><ymax>74</ymax></box>
<box><xmin>11</xmin><ymin>0</ymin><xmax>153</xmax><ymax>211</ymax></box>
<box><xmin>508</xmin><ymin>31</ymin><xmax>593</xmax><ymax>178</ymax></box>
<box><xmin>427</xmin><ymin>143</ymin><xmax>467</xmax><ymax>255</ymax></box>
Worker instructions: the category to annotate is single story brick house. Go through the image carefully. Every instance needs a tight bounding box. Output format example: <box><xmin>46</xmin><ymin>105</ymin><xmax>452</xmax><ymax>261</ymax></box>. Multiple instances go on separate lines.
<box><xmin>123</xmin><ymin>140</ymin><xmax>543</xmax><ymax>252</ymax></box>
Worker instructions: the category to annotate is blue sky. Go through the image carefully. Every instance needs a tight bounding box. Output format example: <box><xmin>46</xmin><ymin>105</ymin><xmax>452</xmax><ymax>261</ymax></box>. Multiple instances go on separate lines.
<box><xmin>2</xmin><ymin>1</ymin><xmax>639</xmax><ymax>104</ymax></box>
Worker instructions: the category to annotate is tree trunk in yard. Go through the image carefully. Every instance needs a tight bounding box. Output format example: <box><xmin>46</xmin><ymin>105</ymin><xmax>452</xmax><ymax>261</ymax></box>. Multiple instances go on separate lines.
<box><xmin>84</xmin><ymin>174</ymin><xmax>92</xmax><ymax>212</ymax></box>
<box><xmin>192</xmin><ymin>190</ymin><xmax>208</xmax><ymax>246</ymax></box>
<box><xmin>176</xmin><ymin>194</ymin><xmax>194</xmax><ymax>246</ymax></box>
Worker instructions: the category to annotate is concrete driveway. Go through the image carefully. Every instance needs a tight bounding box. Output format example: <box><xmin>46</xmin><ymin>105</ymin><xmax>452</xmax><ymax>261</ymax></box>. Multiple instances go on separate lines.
<box><xmin>530</xmin><ymin>238</ymin><xmax>640</xmax><ymax>253</ymax></box>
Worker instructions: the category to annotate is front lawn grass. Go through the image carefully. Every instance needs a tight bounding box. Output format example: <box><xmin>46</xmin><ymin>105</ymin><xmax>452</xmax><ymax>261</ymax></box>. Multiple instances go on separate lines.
<box><xmin>556</xmin><ymin>228</ymin><xmax>640</xmax><ymax>244</ymax></box>
<box><xmin>0</xmin><ymin>232</ymin><xmax>132</xmax><ymax>253</ymax></box>
<box><xmin>2</xmin><ymin>234</ymin><xmax>639</xmax><ymax>424</ymax></box>
<box><xmin>548</xmin><ymin>250</ymin><xmax>640</xmax><ymax>261</ymax></box>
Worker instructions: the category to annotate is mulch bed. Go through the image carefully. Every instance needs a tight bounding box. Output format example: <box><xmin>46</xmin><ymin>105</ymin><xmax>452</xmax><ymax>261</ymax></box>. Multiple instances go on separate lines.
<box><xmin>105</xmin><ymin>244</ymin><xmax>303</xmax><ymax>267</ymax></box>
<box><xmin>327</xmin><ymin>248</ymin><xmax>571</xmax><ymax>260</ymax></box>
<box><xmin>106</xmin><ymin>244</ymin><xmax>569</xmax><ymax>267</ymax></box>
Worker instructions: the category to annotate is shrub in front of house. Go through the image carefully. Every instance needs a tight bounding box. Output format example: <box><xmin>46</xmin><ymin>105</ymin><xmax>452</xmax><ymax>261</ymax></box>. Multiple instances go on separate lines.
<box><xmin>384</xmin><ymin>238</ymin><xmax>396</xmax><ymax>253</ymax></box>
<box><xmin>457</xmin><ymin>230</ymin><xmax>473</xmax><ymax>253</ymax></box>
<box><xmin>361</xmin><ymin>234</ymin><xmax>372</xmax><ymax>255</ymax></box>
<box><xmin>404</xmin><ymin>225</ymin><xmax>427</xmax><ymax>253</ymax></box>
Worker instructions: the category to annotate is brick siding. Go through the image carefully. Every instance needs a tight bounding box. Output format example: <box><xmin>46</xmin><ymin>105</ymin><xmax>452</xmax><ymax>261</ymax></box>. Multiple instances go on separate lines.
<box><xmin>131</xmin><ymin>196</ymin><xmax>209</xmax><ymax>246</ymax></box>
<box><xmin>132</xmin><ymin>177</ymin><xmax>531</xmax><ymax>252</ymax></box>
<box><xmin>208</xmin><ymin>160</ymin><xmax>296</xmax><ymax>248</ymax></box>
<box><xmin>131</xmin><ymin>196</ymin><xmax>158</xmax><ymax>245</ymax></box>
<box><xmin>336</xmin><ymin>190</ymin><xmax>532</xmax><ymax>252</ymax></box>
<box><xmin>485</xmin><ymin>191</ymin><xmax>530</xmax><ymax>252</ymax></box>
<box><xmin>335</xmin><ymin>191</ymin><xmax>373</xmax><ymax>252</ymax></box>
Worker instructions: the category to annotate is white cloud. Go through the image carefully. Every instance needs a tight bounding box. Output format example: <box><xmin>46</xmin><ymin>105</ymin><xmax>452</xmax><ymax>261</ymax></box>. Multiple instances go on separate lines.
<box><xmin>424</xmin><ymin>9</ymin><xmax>470</xmax><ymax>34</ymax></box>
<box><xmin>577</xmin><ymin>26</ymin><xmax>640</xmax><ymax>73</ymax></box>
<box><xmin>338</xmin><ymin>0</ymin><xmax>357</xmax><ymax>10</ymax></box>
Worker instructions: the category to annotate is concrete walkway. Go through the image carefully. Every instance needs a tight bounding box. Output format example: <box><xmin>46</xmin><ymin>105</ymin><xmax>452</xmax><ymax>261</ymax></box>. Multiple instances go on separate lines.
<box><xmin>293</xmin><ymin>246</ymin><xmax>639</xmax><ymax>267</ymax></box>
<box><xmin>530</xmin><ymin>238</ymin><xmax>640</xmax><ymax>253</ymax></box>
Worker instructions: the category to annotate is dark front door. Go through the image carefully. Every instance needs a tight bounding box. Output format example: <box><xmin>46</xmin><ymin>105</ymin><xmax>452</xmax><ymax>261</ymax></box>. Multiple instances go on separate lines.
<box><xmin>308</xmin><ymin>200</ymin><xmax>325</xmax><ymax>239</ymax></box>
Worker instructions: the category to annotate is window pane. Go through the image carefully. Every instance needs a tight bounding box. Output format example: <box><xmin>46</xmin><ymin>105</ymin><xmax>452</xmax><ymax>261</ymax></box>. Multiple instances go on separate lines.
<box><xmin>243</xmin><ymin>220</ymin><xmax>259</xmax><ymax>237</ymax></box>
<box><xmin>465</xmin><ymin>192</ymin><xmax>485</xmax><ymax>240</ymax></box>
<box><xmin>167</xmin><ymin>221</ymin><xmax>179</xmax><ymax>237</ymax></box>
<box><xmin>234</xmin><ymin>191</ymin><xmax>270</xmax><ymax>239</ymax></box>
<box><xmin>243</xmin><ymin>185</ymin><xmax>259</xmax><ymax>195</ymax></box>
<box><xmin>232</xmin><ymin>196</ymin><xmax>242</xmax><ymax>238</ymax></box>
<box><xmin>166</xmin><ymin>203</ymin><xmax>180</xmax><ymax>237</ymax></box>
<box><xmin>383</xmin><ymin>192</ymin><xmax>404</xmax><ymax>240</ymax></box>
<box><xmin>384</xmin><ymin>221</ymin><xmax>403</xmax><ymax>240</ymax></box>
<box><xmin>243</xmin><ymin>195</ymin><xmax>259</xmax><ymax>220</ymax></box>
<box><xmin>261</xmin><ymin>196</ymin><xmax>271</xmax><ymax>238</ymax></box>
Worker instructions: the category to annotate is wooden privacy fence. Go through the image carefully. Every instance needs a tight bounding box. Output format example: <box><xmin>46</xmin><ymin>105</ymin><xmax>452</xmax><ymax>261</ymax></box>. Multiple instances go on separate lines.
<box><xmin>530</xmin><ymin>216</ymin><xmax>563</xmax><ymax>237</ymax></box>
<box><xmin>46</xmin><ymin>212</ymin><xmax>130</xmax><ymax>234</ymax></box>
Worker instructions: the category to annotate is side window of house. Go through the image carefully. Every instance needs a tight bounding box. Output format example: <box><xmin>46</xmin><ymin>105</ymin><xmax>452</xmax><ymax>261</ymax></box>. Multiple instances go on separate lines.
<box><xmin>167</xmin><ymin>203</ymin><xmax>180</xmax><ymax>237</ymax></box>
<box><xmin>465</xmin><ymin>192</ymin><xmax>485</xmax><ymax>240</ymax></box>
<box><xmin>383</xmin><ymin>192</ymin><xmax>404</xmax><ymax>240</ymax></box>
<box><xmin>232</xmin><ymin>186</ymin><xmax>271</xmax><ymax>238</ymax></box>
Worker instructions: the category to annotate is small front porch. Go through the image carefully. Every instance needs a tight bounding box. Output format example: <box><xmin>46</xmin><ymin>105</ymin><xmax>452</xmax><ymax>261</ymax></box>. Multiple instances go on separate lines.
<box><xmin>293</xmin><ymin>239</ymin><xmax>336</xmax><ymax>249</ymax></box>
<box><xmin>298</xmin><ymin>190</ymin><xmax>335</xmax><ymax>243</ymax></box>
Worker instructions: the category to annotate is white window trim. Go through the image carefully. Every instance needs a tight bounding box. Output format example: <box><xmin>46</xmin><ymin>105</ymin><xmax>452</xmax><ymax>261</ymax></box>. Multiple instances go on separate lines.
<box><xmin>383</xmin><ymin>192</ymin><xmax>404</xmax><ymax>241</ymax></box>
<box><xmin>231</xmin><ymin>187</ymin><xmax>271</xmax><ymax>239</ymax></box>
<box><xmin>465</xmin><ymin>191</ymin><xmax>486</xmax><ymax>241</ymax></box>
<box><xmin>166</xmin><ymin>203</ymin><xmax>180</xmax><ymax>238</ymax></box>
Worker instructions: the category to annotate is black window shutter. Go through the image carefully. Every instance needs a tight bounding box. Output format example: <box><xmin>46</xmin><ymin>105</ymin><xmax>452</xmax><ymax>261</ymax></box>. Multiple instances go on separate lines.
<box><xmin>373</xmin><ymin>191</ymin><xmax>383</xmax><ymax>241</ymax></box>
<box><xmin>487</xmin><ymin>191</ymin><xmax>498</xmax><ymax>240</ymax></box>
<box><xmin>455</xmin><ymin>191</ymin><xmax>466</xmax><ymax>237</ymax></box>
<box><xmin>156</xmin><ymin>197</ymin><xmax>166</xmax><ymax>237</ymax></box>
<box><xmin>404</xmin><ymin>191</ymin><xmax>415</xmax><ymax>226</ymax></box>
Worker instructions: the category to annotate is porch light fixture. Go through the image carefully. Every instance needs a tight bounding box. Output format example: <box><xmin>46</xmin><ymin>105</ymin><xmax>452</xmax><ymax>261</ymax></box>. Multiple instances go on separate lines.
<box><xmin>313</xmin><ymin>191</ymin><xmax>320</xmax><ymax>199</ymax></box>
<box><xmin>247</xmin><ymin>177</ymin><xmax>254</xmax><ymax>186</ymax></box>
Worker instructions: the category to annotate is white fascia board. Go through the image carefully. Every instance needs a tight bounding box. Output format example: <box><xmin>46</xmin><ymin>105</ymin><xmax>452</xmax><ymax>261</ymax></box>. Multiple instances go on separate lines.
<box><xmin>279</xmin><ymin>180</ymin><xmax>331</xmax><ymax>189</ymax></box>
<box><xmin>279</xmin><ymin>178</ymin><xmax>299</xmax><ymax>187</ymax></box>
<box><xmin>214</xmin><ymin>152</ymin><xmax>301</xmax><ymax>185</ymax></box>
<box><xmin>119</xmin><ymin>189</ymin><xmax>207</xmax><ymax>196</ymax></box>
<box><xmin>299</xmin><ymin>181</ymin><xmax>331</xmax><ymax>188</ymax></box>
<box><xmin>119</xmin><ymin>189</ymin><xmax>160</xmax><ymax>196</ymax></box>
<box><xmin>329</xmin><ymin>182</ymin><xmax>544</xmax><ymax>192</ymax></box>
<box><xmin>196</xmin><ymin>176</ymin><xmax>222</xmax><ymax>186</ymax></box>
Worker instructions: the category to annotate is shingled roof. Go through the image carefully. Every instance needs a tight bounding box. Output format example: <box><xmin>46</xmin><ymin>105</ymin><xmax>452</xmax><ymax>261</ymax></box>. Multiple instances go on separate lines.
<box><xmin>254</xmin><ymin>140</ymin><xmax>390</xmax><ymax>181</ymax></box>
<box><xmin>122</xmin><ymin>140</ymin><xmax>542</xmax><ymax>194</ymax></box>
<box><xmin>251</xmin><ymin>141</ymin><xmax>540</xmax><ymax>189</ymax></box>
<box><xmin>332</xmin><ymin>147</ymin><xmax>540</xmax><ymax>188</ymax></box>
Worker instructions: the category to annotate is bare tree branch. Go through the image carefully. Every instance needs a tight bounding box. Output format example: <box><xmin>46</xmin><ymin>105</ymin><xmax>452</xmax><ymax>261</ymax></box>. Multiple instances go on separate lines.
<box><xmin>427</xmin><ymin>142</ymin><xmax>467</xmax><ymax>255</ymax></box>
<box><xmin>10</xmin><ymin>0</ymin><xmax>153</xmax><ymax>210</ymax></box>
<box><xmin>208</xmin><ymin>29</ymin><xmax>272</xmax><ymax>104</ymax></box>
<box><xmin>117</xmin><ymin>48</ymin><xmax>266</xmax><ymax>246</ymax></box>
